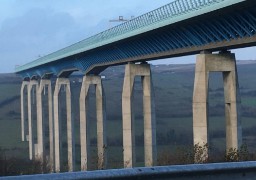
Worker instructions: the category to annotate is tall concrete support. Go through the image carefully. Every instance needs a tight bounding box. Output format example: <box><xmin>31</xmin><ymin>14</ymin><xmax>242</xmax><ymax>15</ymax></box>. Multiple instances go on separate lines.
<box><xmin>193</xmin><ymin>51</ymin><xmax>242</xmax><ymax>156</ymax></box>
<box><xmin>80</xmin><ymin>75</ymin><xmax>107</xmax><ymax>171</ymax></box>
<box><xmin>36</xmin><ymin>79</ymin><xmax>54</xmax><ymax>169</ymax></box>
<box><xmin>223</xmin><ymin>65</ymin><xmax>242</xmax><ymax>151</ymax></box>
<box><xmin>54</xmin><ymin>78</ymin><xmax>75</xmax><ymax>172</ymax></box>
<box><xmin>28</xmin><ymin>80</ymin><xmax>39</xmax><ymax>160</ymax></box>
<box><xmin>21</xmin><ymin>80</ymin><xmax>29</xmax><ymax>142</ymax></box>
<box><xmin>122</xmin><ymin>63</ymin><xmax>157</xmax><ymax>168</ymax></box>
<box><xmin>142</xmin><ymin>75</ymin><xmax>157</xmax><ymax>167</ymax></box>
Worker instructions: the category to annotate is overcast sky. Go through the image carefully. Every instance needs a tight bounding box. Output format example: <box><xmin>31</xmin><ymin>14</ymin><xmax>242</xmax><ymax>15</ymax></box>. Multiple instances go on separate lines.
<box><xmin>0</xmin><ymin>0</ymin><xmax>256</xmax><ymax>73</ymax></box>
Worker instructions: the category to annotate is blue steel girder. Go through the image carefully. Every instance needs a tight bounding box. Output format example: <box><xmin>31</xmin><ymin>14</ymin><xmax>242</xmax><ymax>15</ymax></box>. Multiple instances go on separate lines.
<box><xmin>218</xmin><ymin>19</ymin><xmax>237</xmax><ymax>39</ymax></box>
<box><xmin>193</xmin><ymin>24</ymin><xmax>214</xmax><ymax>43</ymax></box>
<box><xmin>130</xmin><ymin>41</ymin><xmax>144</xmax><ymax>56</ymax></box>
<box><xmin>115</xmin><ymin>46</ymin><xmax>129</xmax><ymax>59</ymax></box>
<box><xmin>146</xmin><ymin>36</ymin><xmax>163</xmax><ymax>53</ymax></box>
<box><xmin>162</xmin><ymin>33</ymin><xmax>180</xmax><ymax>49</ymax></box>
<box><xmin>168</xmin><ymin>31</ymin><xmax>186</xmax><ymax>48</ymax></box>
<box><xmin>238</xmin><ymin>14</ymin><xmax>256</xmax><ymax>33</ymax></box>
<box><xmin>84</xmin><ymin>7</ymin><xmax>256</xmax><ymax>73</ymax></box>
<box><xmin>159</xmin><ymin>34</ymin><xmax>176</xmax><ymax>50</ymax></box>
<box><xmin>135</xmin><ymin>40</ymin><xmax>151</xmax><ymax>55</ymax></box>
<box><xmin>171</xmin><ymin>30</ymin><xmax>190</xmax><ymax>47</ymax></box>
<box><xmin>232</xmin><ymin>15</ymin><xmax>253</xmax><ymax>36</ymax></box>
<box><xmin>16</xmin><ymin>1</ymin><xmax>256</xmax><ymax>79</ymax></box>
<box><xmin>187</xmin><ymin>26</ymin><xmax>209</xmax><ymax>44</ymax></box>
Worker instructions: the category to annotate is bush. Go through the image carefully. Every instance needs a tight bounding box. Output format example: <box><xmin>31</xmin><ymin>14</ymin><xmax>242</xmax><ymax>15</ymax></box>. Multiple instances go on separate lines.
<box><xmin>225</xmin><ymin>144</ymin><xmax>252</xmax><ymax>162</ymax></box>
<box><xmin>0</xmin><ymin>148</ymin><xmax>52</xmax><ymax>176</ymax></box>
<box><xmin>158</xmin><ymin>143</ymin><xmax>256</xmax><ymax>166</ymax></box>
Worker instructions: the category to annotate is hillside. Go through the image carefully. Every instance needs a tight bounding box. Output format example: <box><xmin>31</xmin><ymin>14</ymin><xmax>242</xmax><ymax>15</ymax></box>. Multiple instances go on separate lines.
<box><xmin>1</xmin><ymin>61</ymin><xmax>256</xmax><ymax>167</ymax></box>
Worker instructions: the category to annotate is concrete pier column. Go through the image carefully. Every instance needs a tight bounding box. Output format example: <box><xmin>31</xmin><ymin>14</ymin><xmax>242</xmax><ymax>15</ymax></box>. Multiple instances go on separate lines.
<box><xmin>21</xmin><ymin>80</ymin><xmax>29</xmax><ymax>142</ymax></box>
<box><xmin>193</xmin><ymin>51</ymin><xmax>242</xmax><ymax>159</ymax></box>
<box><xmin>54</xmin><ymin>78</ymin><xmax>74</xmax><ymax>172</ymax></box>
<box><xmin>37</xmin><ymin>79</ymin><xmax>54</xmax><ymax>169</ymax></box>
<box><xmin>193</xmin><ymin>53</ymin><xmax>209</xmax><ymax>149</ymax></box>
<box><xmin>80</xmin><ymin>75</ymin><xmax>107</xmax><ymax>171</ymax></box>
<box><xmin>28</xmin><ymin>80</ymin><xmax>39</xmax><ymax>160</ymax></box>
<box><xmin>222</xmin><ymin>57</ymin><xmax>242</xmax><ymax>151</ymax></box>
<box><xmin>142</xmin><ymin>75</ymin><xmax>157</xmax><ymax>167</ymax></box>
<box><xmin>122</xmin><ymin>63</ymin><xmax>156</xmax><ymax>168</ymax></box>
<box><xmin>95</xmin><ymin>78</ymin><xmax>107</xmax><ymax>170</ymax></box>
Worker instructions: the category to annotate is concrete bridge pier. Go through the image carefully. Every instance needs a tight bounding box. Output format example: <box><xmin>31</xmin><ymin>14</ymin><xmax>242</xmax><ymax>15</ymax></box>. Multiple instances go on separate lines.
<box><xmin>80</xmin><ymin>75</ymin><xmax>107</xmax><ymax>171</ymax></box>
<box><xmin>122</xmin><ymin>63</ymin><xmax>157</xmax><ymax>168</ymax></box>
<box><xmin>36</xmin><ymin>79</ymin><xmax>54</xmax><ymax>169</ymax></box>
<box><xmin>21</xmin><ymin>80</ymin><xmax>29</xmax><ymax>142</ymax></box>
<box><xmin>27</xmin><ymin>80</ymin><xmax>39</xmax><ymax>160</ymax></box>
<box><xmin>54</xmin><ymin>78</ymin><xmax>75</xmax><ymax>172</ymax></box>
<box><xmin>193</xmin><ymin>51</ymin><xmax>242</xmax><ymax>160</ymax></box>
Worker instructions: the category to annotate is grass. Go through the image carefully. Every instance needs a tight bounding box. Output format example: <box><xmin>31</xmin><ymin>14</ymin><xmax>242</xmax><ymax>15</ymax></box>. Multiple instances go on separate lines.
<box><xmin>241</xmin><ymin>97</ymin><xmax>256</xmax><ymax>107</ymax></box>
<box><xmin>0</xmin><ymin>84</ymin><xmax>20</xmax><ymax>102</ymax></box>
<box><xmin>0</xmin><ymin>119</ymin><xmax>25</xmax><ymax>148</ymax></box>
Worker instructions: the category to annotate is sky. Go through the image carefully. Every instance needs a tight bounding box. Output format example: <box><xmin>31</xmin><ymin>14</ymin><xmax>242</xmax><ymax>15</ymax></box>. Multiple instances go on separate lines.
<box><xmin>0</xmin><ymin>0</ymin><xmax>256</xmax><ymax>73</ymax></box>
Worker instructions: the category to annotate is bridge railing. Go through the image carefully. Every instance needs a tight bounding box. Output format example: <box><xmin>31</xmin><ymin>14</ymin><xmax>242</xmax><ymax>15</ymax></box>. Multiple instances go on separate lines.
<box><xmin>85</xmin><ymin>0</ymin><xmax>224</xmax><ymax>45</ymax></box>
<box><xmin>15</xmin><ymin>0</ymin><xmax>225</xmax><ymax>72</ymax></box>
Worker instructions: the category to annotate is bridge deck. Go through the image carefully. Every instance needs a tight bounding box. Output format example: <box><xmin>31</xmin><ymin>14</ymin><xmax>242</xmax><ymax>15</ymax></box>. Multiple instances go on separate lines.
<box><xmin>15</xmin><ymin>0</ymin><xmax>256</xmax><ymax>78</ymax></box>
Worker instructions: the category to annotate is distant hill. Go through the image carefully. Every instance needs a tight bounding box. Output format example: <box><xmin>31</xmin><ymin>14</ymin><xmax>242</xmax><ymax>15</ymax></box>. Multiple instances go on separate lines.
<box><xmin>0</xmin><ymin>73</ymin><xmax>21</xmax><ymax>84</ymax></box>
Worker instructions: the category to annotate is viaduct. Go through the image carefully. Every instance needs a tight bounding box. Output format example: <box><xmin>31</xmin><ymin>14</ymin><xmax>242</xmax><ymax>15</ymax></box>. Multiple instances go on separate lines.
<box><xmin>15</xmin><ymin>0</ymin><xmax>256</xmax><ymax>173</ymax></box>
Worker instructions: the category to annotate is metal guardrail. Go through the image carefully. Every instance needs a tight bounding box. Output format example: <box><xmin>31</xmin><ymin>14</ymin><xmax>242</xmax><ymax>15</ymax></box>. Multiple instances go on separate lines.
<box><xmin>15</xmin><ymin>0</ymin><xmax>226</xmax><ymax>73</ymax></box>
<box><xmin>2</xmin><ymin>161</ymin><xmax>256</xmax><ymax>180</ymax></box>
